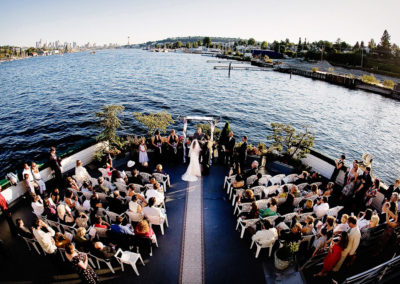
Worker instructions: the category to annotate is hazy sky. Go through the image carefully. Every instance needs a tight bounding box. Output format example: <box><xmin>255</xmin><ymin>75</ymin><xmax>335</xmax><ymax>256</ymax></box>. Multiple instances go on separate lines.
<box><xmin>1</xmin><ymin>0</ymin><xmax>399</xmax><ymax>46</ymax></box>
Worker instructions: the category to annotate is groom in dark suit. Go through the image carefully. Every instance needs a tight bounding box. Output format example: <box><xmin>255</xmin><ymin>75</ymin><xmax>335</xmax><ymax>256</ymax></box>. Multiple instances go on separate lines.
<box><xmin>225</xmin><ymin>131</ymin><xmax>235</xmax><ymax>165</ymax></box>
<box><xmin>239</xmin><ymin>136</ymin><xmax>248</xmax><ymax>169</ymax></box>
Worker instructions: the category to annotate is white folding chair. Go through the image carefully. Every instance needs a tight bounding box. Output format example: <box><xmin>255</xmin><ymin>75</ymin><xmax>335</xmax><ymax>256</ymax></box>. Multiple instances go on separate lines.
<box><xmin>259</xmin><ymin>175</ymin><xmax>272</xmax><ymax>186</ymax></box>
<box><xmin>98</xmin><ymin>168</ymin><xmax>111</xmax><ymax>181</ymax></box>
<box><xmin>246</xmin><ymin>175</ymin><xmax>258</xmax><ymax>186</ymax></box>
<box><xmin>297</xmin><ymin>182</ymin><xmax>309</xmax><ymax>191</ymax></box>
<box><xmin>125</xmin><ymin>211</ymin><xmax>144</xmax><ymax>223</ymax></box>
<box><xmin>89</xmin><ymin>253</ymin><xmax>116</xmax><ymax>273</ymax></box>
<box><xmin>327</xmin><ymin>206</ymin><xmax>344</xmax><ymax>218</ymax></box>
<box><xmin>114</xmin><ymin>248</ymin><xmax>145</xmax><ymax>276</ymax></box>
<box><xmin>139</xmin><ymin>172</ymin><xmax>152</xmax><ymax>184</ymax></box>
<box><xmin>251</xmin><ymin>186</ymin><xmax>267</xmax><ymax>200</ymax></box>
<box><xmin>282</xmin><ymin>174</ymin><xmax>298</xmax><ymax>184</ymax></box>
<box><xmin>269</xmin><ymin>174</ymin><xmax>285</xmax><ymax>185</ymax></box>
<box><xmin>105</xmin><ymin>210</ymin><xmax>122</xmax><ymax>224</ymax></box>
<box><xmin>152</xmin><ymin>173</ymin><xmax>168</xmax><ymax>191</ymax></box>
<box><xmin>282</xmin><ymin>212</ymin><xmax>298</xmax><ymax>224</ymax></box>
<box><xmin>21</xmin><ymin>236</ymin><xmax>42</xmax><ymax>255</ymax></box>
<box><xmin>231</xmin><ymin>188</ymin><xmax>245</xmax><ymax>207</ymax></box>
<box><xmin>250</xmin><ymin>237</ymin><xmax>277</xmax><ymax>258</ymax></box>
<box><xmin>238</xmin><ymin>218</ymin><xmax>259</xmax><ymax>239</ymax></box>
<box><xmin>114</xmin><ymin>181</ymin><xmax>127</xmax><ymax>192</ymax></box>
<box><xmin>147</xmin><ymin>214</ymin><xmax>168</xmax><ymax>235</ymax></box>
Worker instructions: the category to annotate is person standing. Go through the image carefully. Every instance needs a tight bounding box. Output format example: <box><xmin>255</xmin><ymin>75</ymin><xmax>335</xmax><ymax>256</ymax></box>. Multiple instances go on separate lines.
<box><xmin>48</xmin><ymin>147</ymin><xmax>63</xmax><ymax>191</ymax></box>
<box><xmin>333</xmin><ymin>216</ymin><xmax>361</xmax><ymax>272</ymax></box>
<box><xmin>65</xmin><ymin>243</ymin><xmax>99</xmax><ymax>284</ymax></box>
<box><xmin>331</xmin><ymin>154</ymin><xmax>345</xmax><ymax>182</ymax></box>
<box><xmin>193</xmin><ymin>127</ymin><xmax>205</xmax><ymax>142</ymax></box>
<box><xmin>138</xmin><ymin>138</ymin><xmax>149</xmax><ymax>165</ymax></box>
<box><xmin>225</xmin><ymin>131</ymin><xmax>235</xmax><ymax>165</ymax></box>
<box><xmin>0</xmin><ymin>185</ymin><xmax>16</xmax><ymax>236</ymax></box>
<box><xmin>218</xmin><ymin>122</ymin><xmax>230</xmax><ymax>164</ymax></box>
<box><xmin>152</xmin><ymin>130</ymin><xmax>163</xmax><ymax>163</ymax></box>
<box><xmin>239</xmin><ymin>136</ymin><xmax>248</xmax><ymax>169</ymax></box>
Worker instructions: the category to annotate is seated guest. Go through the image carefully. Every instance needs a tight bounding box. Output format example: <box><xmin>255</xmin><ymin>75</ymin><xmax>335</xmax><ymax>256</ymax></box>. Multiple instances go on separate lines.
<box><xmin>361</xmin><ymin>214</ymin><xmax>380</xmax><ymax>240</ymax></box>
<box><xmin>357</xmin><ymin>209</ymin><xmax>373</xmax><ymax>231</ymax></box>
<box><xmin>57</xmin><ymin>204</ymin><xmax>74</xmax><ymax>225</ymax></box>
<box><xmin>43</xmin><ymin>198</ymin><xmax>58</xmax><ymax>221</ymax></box>
<box><xmin>365</xmin><ymin>178</ymin><xmax>380</xmax><ymax>208</ymax></box>
<box><xmin>237</xmin><ymin>189</ymin><xmax>255</xmax><ymax>204</ymax></box>
<box><xmin>74</xmin><ymin>227</ymin><xmax>90</xmax><ymax>251</ymax></box>
<box><xmin>322</xmin><ymin>216</ymin><xmax>335</xmax><ymax>239</ymax></box>
<box><xmin>128</xmin><ymin>195</ymin><xmax>143</xmax><ymax>214</ymax></box>
<box><xmin>154</xmin><ymin>164</ymin><xmax>165</xmax><ymax>175</ymax></box>
<box><xmin>334</xmin><ymin>214</ymin><xmax>349</xmax><ymax>234</ymax></box>
<box><xmin>243</xmin><ymin>161</ymin><xmax>259</xmax><ymax>181</ymax></box>
<box><xmin>64</xmin><ymin>190</ymin><xmax>78</xmax><ymax>210</ymax></box>
<box><xmin>295</xmin><ymin>171</ymin><xmax>309</xmax><ymax>185</ymax></box>
<box><xmin>94</xmin><ymin>177</ymin><xmax>110</xmax><ymax>194</ymax></box>
<box><xmin>301</xmin><ymin>199</ymin><xmax>314</xmax><ymax>213</ymax></box>
<box><xmin>314</xmin><ymin>231</ymin><xmax>349</xmax><ymax>277</ymax></box>
<box><xmin>134</xmin><ymin>220</ymin><xmax>156</xmax><ymax>243</ymax></box>
<box><xmin>32</xmin><ymin>218</ymin><xmax>56</xmax><ymax>254</ymax></box>
<box><xmin>278</xmin><ymin>185</ymin><xmax>289</xmax><ymax>198</ymax></box>
<box><xmin>312</xmin><ymin>228</ymin><xmax>328</xmax><ymax>257</ymax></box>
<box><xmin>145</xmin><ymin>183</ymin><xmax>164</xmax><ymax>206</ymax></box>
<box><xmin>81</xmin><ymin>181</ymin><xmax>94</xmax><ymax>194</ymax></box>
<box><xmin>15</xmin><ymin>218</ymin><xmax>33</xmax><ymax>238</ymax></box>
<box><xmin>94</xmin><ymin>216</ymin><xmax>110</xmax><ymax>229</ymax></box>
<box><xmin>290</xmin><ymin>184</ymin><xmax>301</xmax><ymax>198</ymax></box>
<box><xmin>313</xmin><ymin>197</ymin><xmax>329</xmax><ymax>219</ymax></box>
<box><xmin>238</xmin><ymin>201</ymin><xmax>259</xmax><ymax>219</ymax></box>
<box><xmin>31</xmin><ymin>194</ymin><xmax>44</xmax><ymax>216</ymax></box>
<box><xmin>143</xmin><ymin>197</ymin><xmax>166</xmax><ymax>220</ymax></box>
<box><xmin>322</xmin><ymin>182</ymin><xmax>334</xmax><ymax>197</ymax></box>
<box><xmin>54</xmin><ymin>232</ymin><xmax>71</xmax><ymax>248</ymax></box>
<box><xmin>301</xmin><ymin>216</ymin><xmax>315</xmax><ymax>235</ymax></box>
<box><xmin>127</xmin><ymin>185</ymin><xmax>146</xmax><ymax>202</ymax></box>
<box><xmin>279</xmin><ymin>222</ymin><xmax>302</xmax><ymax>243</ymax></box>
<box><xmin>81</xmin><ymin>196</ymin><xmax>91</xmax><ymax>212</ymax></box>
<box><xmin>383</xmin><ymin>178</ymin><xmax>400</xmax><ymax>202</ymax></box>
<box><xmin>128</xmin><ymin>168</ymin><xmax>143</xmax><ymax>185</ymax></box>
<box><xmin>90</xmin><ymin>193</ymin><xmax>103</xmax><ymax>209</ymax></box>
<box><xmin>259</xmin><ymin>197</ymin><xmax>278</xmax><ymax>217</ymax></box>
<box><xmin>76</xmin><ymin>212</ymin><xmax>89</xmax><ymax>229</ymax></box>
<box><xmin>110</xmin><ymin>216</ymin><xmax>134</xmax><ymax>235</ymax></box>
<box><xmin>304</xmin><ymin>184</ymin><xmax>319</xmax><ymax>198</ymax></box>
<box><xmin>93</xmin><ymin>241</ymin><xmax>116</xmax><ymax>259</ymax></box>
<box><xmin>251</xmin><ymin>219</ymin><xmax>278</xmax><ymax>246</ymax></box>
<box><xmin>251</xmin><ymin>173</ymin><xmax>263</xmax><ymax>188</ymax></box>
<box><xmin>67</xmin><ymin>177</ymin><xmax>80</xmax><ymax>192</ymax></box>
<box><xmin>278</xmin><ymin>191</ymin><xmax>295</xmax><ymax>215</ymax></box>
<box><xmin>108</xmin><ymin>191</ymin><xmax>127</xmax><ymax>214</ymax></box>
<box><xmin>112</xmin><ymin>170</ymin><xmax>127</xmax><ymax>184</ymax></box>
<box><xmin>75</xmin><ymin>160</ymin><xmax>91</xmax><ymax>185</ymax></box>
<box><xmin>233</xmin><ymin>174</ymin><xmax>245</xmax><ymax>189</ymax></box>
<box><xmin>307</xmin><ymin>171</ymin><xmax>322</xmax><ymax>184</ymax></box>
<box><xmin>50</xmin><ymin>188</ymin><xmax>60</xmax><ymax>205</ymax></box>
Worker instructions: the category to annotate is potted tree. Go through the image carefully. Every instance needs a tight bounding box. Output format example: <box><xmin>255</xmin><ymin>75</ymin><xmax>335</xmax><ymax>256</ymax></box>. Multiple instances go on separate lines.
<box><xmin>274</xmin><ymin>241</ymin><xmax>299</xmax><ymax>270</ymax></box>
<box><xmin>94</xmin><ymin>104</ymin><xmax>125</xmax><ymax>165</ymax></box>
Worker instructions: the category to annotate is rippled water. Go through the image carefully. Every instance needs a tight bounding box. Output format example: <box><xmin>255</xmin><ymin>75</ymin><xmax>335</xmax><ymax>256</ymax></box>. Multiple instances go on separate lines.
<box><xmin>1</xmin><ymin>49</ymin><xmax>399</xmax><ymax>183</ymax></box>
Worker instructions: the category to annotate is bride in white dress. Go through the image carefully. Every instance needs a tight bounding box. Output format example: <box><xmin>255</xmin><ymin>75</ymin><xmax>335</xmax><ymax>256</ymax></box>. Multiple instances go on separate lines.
<box><xmin>182</xmin><ymin>139</ymin><xmax>202</xmax><ymax>182</ymax></box>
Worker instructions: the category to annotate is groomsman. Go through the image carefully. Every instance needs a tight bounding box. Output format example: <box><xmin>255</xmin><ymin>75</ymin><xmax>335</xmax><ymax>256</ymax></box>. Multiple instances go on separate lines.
<box><xmin>193</xmin><ymin>127</ymin><xmax>205</xmax><ymax>142</ymax></box>
<box><xmin>225</xmin><ymin>131</ymin><xmax>235</xmax><ymax>165</ymax></box>
<box><xmin>239</xmin><ymin>136</ymin><xmax>248</xmax><ymax>169</ymax></box>
<box><xmin>48</xmin><ymin>147</ymin><xmax>64</xmax><ymax>195</ymax></box>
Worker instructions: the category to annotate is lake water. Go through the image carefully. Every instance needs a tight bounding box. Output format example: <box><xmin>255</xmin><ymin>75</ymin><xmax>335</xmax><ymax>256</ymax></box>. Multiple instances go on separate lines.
<box><xmin>1</xmin><ymin>49</ymin><xmax>399</xmax><ymax>183</ymax></box>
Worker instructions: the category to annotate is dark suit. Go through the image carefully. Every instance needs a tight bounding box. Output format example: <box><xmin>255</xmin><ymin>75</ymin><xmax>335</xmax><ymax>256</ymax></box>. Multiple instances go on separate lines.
<box><xmin>109</xmin><ymin>197</ymin><xmax>126</xmax><ymax>214</ymax></box>
<box><xmin>49</xmin><ymin>153</ymin><xmax>63</xmax><ymax>188</ymax></box>
<box><xmin>239</xmin><ymin>142</ymin><xmax>247</xmax><ymax>168</ymax></box>
<box><xmin>225</xmin><ymin>137</ymin><xmax>235</xmax><ymax>164</ymax></box>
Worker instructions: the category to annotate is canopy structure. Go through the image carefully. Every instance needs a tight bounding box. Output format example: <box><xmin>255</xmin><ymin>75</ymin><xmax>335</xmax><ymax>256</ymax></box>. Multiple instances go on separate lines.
<box><xmin>182</xmin><ymin>116</ymin><xmax>220</xmax><ymax>163</ymax></box>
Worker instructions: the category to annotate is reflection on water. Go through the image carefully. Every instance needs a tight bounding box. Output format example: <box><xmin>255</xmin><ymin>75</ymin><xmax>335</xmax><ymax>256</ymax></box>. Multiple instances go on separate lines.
<box><xmin>1</xmin><ymin>49</ymin><xmax>399</xmax><ymax>182</ymax></box>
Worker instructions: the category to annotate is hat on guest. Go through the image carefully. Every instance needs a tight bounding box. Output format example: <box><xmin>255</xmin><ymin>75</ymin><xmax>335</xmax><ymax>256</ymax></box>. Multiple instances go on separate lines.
<box><xmin>127</xmin><ymin>161</ymin><xmax>135</xmax><ymax>168</ymax></box>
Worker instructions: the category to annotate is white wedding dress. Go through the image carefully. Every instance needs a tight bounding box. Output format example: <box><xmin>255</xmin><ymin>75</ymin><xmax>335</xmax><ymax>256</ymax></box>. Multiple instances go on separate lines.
<box><xmin>182</xmin><ymin>140</ymin><xmax>202</xmax><ymax>182</ymax></box>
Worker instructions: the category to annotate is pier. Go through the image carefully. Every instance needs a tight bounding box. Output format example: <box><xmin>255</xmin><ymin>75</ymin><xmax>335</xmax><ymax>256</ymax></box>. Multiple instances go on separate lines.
<box><xmin>214</xmin><ymin>65</ymin><xmax>272</xmax><ymax>71</ymax></box>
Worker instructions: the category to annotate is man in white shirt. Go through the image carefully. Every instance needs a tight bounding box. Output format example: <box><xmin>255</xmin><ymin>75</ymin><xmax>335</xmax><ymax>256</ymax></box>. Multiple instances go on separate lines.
<box><xmin>32</xmin><ymin>219</ymin><xmax>57</xmax><ymax>254</ymax></box>
<box><xmin>252</xmin><ymin>219</ymin><xmax>278</xmax><ymax>246</ymax></box>
<box><xmin>333</xmin><ymin>216</ymin><xmax>361</xmax><ymax>272</ymax></box>
<box><xmin>22</xmin><ymin>163</ymin><xmax>34</xmax><ymax>182</ymax></box>
<box><xmin>145</xmin><ymin>184</ymin><xmax>164</xmax><ymax>206</ymax></box>
<box><xmin>143</xmin><ymin>197</ymin><xmax>165</xmax><ymax>220</ymax></box>
<box><xmin>31</xmin><ymin>195</ymin><xmax>44</xmax><ymax>216</ymax></box>
<box><xmin>313</xmin><ymin>197</ymin><xmax>330</xmax><ymax>219</ymax></box>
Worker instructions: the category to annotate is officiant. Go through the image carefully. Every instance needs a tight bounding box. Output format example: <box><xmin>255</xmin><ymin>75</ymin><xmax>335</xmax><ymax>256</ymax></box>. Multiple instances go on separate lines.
<box><xmin>193</xmin><ymin>127</ymin><xmax>205</xmax><ymax>143</ymax></box>
<box><xmin>201</xmin><ymin>135</ymin><xmax>212</xmax><ymax>175</ymax></box>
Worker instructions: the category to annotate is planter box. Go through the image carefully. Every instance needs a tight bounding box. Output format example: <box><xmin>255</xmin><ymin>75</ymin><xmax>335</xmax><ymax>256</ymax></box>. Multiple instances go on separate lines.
<box><xmin>267</xmin><ymin>161</ymin><xmax>294</xmax><ymax>175</ymax></box>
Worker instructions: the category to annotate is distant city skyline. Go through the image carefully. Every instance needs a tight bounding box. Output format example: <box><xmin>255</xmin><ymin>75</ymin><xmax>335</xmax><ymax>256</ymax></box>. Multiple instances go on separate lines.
<box><xmin>1</xmin><ymin>0</ymin><xmax>399</xmax><ymax>47</ymax></box>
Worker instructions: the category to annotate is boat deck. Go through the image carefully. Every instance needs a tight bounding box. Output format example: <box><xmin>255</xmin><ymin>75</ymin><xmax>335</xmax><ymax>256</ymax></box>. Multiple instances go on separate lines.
<box><xmin>0</xmin><ymin>161</ymin><xmax>396</xmax><ymax>283</ymax></box>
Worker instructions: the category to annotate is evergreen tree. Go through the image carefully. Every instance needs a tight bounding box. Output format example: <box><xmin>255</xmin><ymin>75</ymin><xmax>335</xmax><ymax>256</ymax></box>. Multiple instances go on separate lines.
<box><xmin>203</xmin><ymin>37</ymin><xmax>212</xmax><ymax>47</ymax></box>
<box><xmin>378</xmin><ymin>30</ymin><xmax>391</xmax><ymax>56</ymax></box>
<box><xmin>353</xmin><ymin>41</ymin><xmax>360</xmax><ymax>51</ymax></box>
<box><xmin>297</xmin><ymin>37</ymin><xmax>302</xmax><ymax>52</ymax></box>
<box><xmin>368</xmin><ymin>38</ymin><xmax>376</xmax><ymax>49</ymax></box>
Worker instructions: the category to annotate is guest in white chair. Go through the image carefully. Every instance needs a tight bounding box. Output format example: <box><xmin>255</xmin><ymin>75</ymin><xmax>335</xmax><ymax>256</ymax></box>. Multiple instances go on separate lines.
<box><xmin>145</xmin><ymin>183</ymin><xmax>164</xmax><ymax>206</ymax></box>
<box><xmin>31</xmin><ymin>194</ymin><xmax>44</xmax><ymax>216</ymax></box>
<box><xmin>143</xmin><ymin>197</ymin><xmax>165</xmax><ymax>220</ymax></box>
<box><xmin>75</xmin><ymin>160</ymin><xmax>91</xmax><ymax>185</ymax></box>
<box><xmin>252</xmin><ymin>219</ymin><xmax>278</xmax><ymax>246</ymax></box>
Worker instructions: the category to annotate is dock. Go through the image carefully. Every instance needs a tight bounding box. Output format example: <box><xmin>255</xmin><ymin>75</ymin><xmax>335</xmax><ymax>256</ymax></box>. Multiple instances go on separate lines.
<box><xmin>214</xmin><ymin>65</ymin><xmax>272</xmax><ymax>71</ymax></box>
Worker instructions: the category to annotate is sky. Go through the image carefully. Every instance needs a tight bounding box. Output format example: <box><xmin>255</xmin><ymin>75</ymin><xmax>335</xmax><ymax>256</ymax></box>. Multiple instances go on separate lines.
<box><xmin>1</xmin><ymin>0</ymin><xmax>399</xmax><ymax>47</ymax></box>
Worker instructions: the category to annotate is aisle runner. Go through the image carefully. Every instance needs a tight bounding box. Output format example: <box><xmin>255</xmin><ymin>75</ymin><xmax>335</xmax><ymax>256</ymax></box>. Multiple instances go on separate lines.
<box><xmin>179</xmin><ymin>179</ymin><xmax>204</xmax><ymax>284</ymax></box>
